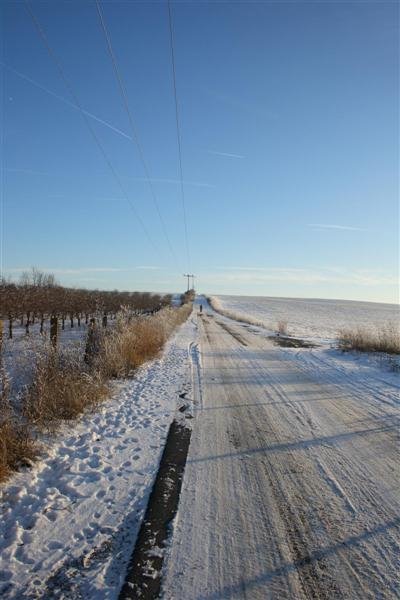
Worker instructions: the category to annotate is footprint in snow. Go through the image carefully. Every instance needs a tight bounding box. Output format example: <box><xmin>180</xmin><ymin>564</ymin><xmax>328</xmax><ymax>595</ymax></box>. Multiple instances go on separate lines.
<box><xmin>47</xmin><ymin>541</ymin><xmax>63</xmax><ymax>550</ymax></box>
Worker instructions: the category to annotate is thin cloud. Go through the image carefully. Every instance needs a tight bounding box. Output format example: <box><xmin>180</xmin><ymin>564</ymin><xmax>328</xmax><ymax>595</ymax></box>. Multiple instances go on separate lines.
<box><xmin>308</xmin><ymin>224</ymin><xmax>366</xmax><ymax>232</ymax></box>
<box><xmin>5</xmin><ymin>267</ymin><xmax>130</xmax><ymax>275</ymax></box>
<box><xmin>2</xmin><ymin>62</ymin><xmax>131</xmax><ymax>140</ymax></box>
<box><xmin>204</xmin><ymin>266</ymin><xmax>397</xmax><ymax>287</ymax></box>
<box><xmin>208</xmin><ymin>150</ymin><xmax>245</xmax><ymax>159</ymax></box>
<box><xmin>135</xmin><ymin>266</ymin><xmax>160</xmax><ymax>270</ymax></box>
<box><xmin>5</xmin><ymin>266</ymin><xmax>161</xmax><ymax>275</ymax></box>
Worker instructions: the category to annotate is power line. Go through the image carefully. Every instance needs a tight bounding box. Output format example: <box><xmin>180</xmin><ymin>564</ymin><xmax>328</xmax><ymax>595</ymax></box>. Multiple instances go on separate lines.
<box><xmin>24</xmin><ymin>1</ymin><xmax>159</xmax><ymax>257</ymax></box>
<box><xmin>183</xmin><ymin>273</ymin><xmax>195</xmax><ymax>292</ymax></box>
<box><xmin>167</xmin><ymin>0</ymin><xmax>191</xmax><ymax>272</ymax></box>
<box><xmin>95</xmin><ymin>0</ymin><xmax>180</xmax><ymax>268</ymax></box>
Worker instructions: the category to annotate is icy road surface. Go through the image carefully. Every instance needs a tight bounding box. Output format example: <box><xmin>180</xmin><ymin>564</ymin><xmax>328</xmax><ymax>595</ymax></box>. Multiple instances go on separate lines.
<box><xmin>162</xmin><ymin>299</ymin><xmax>399</xmax><ymax>599</ymax></box>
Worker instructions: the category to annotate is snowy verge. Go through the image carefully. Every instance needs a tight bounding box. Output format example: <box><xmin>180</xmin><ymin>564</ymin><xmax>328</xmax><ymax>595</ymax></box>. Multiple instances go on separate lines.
<box><xmin>0</xmin><ymin>312</ymin><xmax>198</xmax><ymax>599</ymax></box>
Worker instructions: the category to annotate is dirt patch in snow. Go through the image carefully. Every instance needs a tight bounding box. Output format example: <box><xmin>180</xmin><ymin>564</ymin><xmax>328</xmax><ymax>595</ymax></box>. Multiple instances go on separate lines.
<box><xmin>269</xmin><ymin>336</ymin><xmax>318</xmax><ymax>349</ymax></box>
<box><xmin>119</xmin><ymin>420</ymin><xmax>191</xmax><ymax>599</ymax></box>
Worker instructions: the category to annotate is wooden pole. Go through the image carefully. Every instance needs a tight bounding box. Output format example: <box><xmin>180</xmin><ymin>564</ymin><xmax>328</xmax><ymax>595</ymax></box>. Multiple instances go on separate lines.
<box><xmin>50</xmin><ymin>316</ymin><xmax>58</xmax><ymax>349</ymax></box>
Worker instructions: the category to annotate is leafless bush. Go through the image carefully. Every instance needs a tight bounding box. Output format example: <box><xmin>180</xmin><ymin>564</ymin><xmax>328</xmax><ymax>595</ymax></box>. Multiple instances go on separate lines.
<box><xmin>337</xmin><ymin>322</ymin><xmax>400</xmax><ymax>355</ymax></box>
<box><xmin>276</xmin><ymin>320</ymin><xmax>288</xmax><ymax>335</ymax></box>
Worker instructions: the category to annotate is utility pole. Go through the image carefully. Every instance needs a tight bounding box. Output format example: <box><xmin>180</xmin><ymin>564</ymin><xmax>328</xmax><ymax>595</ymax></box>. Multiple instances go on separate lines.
<box><xmin>183</xmin><ymin>273</ymin><xmax>194</xmax><ymax>291</ymax></box>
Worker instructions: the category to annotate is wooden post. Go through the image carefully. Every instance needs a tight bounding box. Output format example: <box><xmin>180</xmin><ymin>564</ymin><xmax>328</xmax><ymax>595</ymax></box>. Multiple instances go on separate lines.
<box><xmin>84</xmin><ymin>318</ymin><xmax>99</xmax><ymax>365</ymax></box>
<box><xmin>50</xmin><ymin>316</ymin><xmax>58</xmax><ymax>349</ymax></box>
<box><xmin>102</xmin><ymin>311</ymin><xmax>108</xmax><ymax>328</ymax></box>
<box><xmin>0</xmin><ymin>318</ymin><xmax>5</xmax><ymax>401</ymax></box>
<box><xmin>25</xmin><ymin>312</ymin><xmax>30</xmax><ymax>336</ymax></box>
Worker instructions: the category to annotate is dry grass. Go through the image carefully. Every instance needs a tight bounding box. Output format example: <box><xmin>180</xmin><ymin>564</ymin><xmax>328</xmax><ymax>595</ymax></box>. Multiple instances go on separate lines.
<box><xmin>0</xmin><ymin>420</ymin><xmax>37</xmax><ymax>481</ymax></box>
<box><xmin>23</xmin><ymin>347</ymin><xmax>109</xmax><ymax>431</ymax></box>
<box><xmin>98</xmin><ymin>304</ymin><xmax>192</xmax><ymax>378</ymax></box>
<box><xmin>337</xmin><ymin>322</ymin><xmax>400</xmax><ymax>355</ymax></box>
<box><xmin>276</xmin><ymin>320</ymin><xmax>288</xmax><ymax>335</ymax></box>
<box><xmin>0</xmin><ymin>303</ymin><xmax>192</xmax><ymax>482</ymax></box>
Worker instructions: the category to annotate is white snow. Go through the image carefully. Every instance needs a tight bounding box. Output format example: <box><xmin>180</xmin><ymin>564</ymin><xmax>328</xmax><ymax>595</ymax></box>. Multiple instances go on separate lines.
<box><xmin>211</xmin><ymin>294</ymin><xmax>400</xmax><ymax>392</ymax></box>
<box><xmin>211</xmin><ymin>294</ymin><xmax>399</xmax><ymax>344</ymax></box>
<box><xmin>0</xmin><ymin>312</ymin><xmax>199</xmax><ymax>599</ymax></box>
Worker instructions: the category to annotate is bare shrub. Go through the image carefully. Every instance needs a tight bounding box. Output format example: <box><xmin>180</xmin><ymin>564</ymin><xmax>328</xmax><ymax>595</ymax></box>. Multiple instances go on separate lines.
<box><xmin>23</xmin><ymin>346</ymin><xmax>108</xmax><ymax>431</ymax></box>
<box><xmin>276</xmin><ymin>320</ymin><xmax>288</xmax><ymax>335</ymax></box>
<box><xmin>0</xmin><ymin>420</ymin><xmax>37</xmax><ymax>482</ymax></box>
<box><xmin>337</xmin><ymin>322</ymin><xmax>400</xmax><ymax>355</ymax></box>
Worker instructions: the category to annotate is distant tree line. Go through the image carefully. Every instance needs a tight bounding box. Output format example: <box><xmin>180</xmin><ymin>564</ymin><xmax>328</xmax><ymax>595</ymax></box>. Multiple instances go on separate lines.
<box><xmin>0</xmin><ymin>268</ymin><xmax>171</xmax><ymax>338</ymax></box>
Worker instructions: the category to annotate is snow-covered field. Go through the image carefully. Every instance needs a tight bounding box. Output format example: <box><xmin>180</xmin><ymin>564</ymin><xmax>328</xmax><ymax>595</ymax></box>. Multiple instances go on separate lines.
<box><xmin>0</xmin><ymin>312</ymin><xmax>198</xmax><ymax>599</ymax></box>
<box><xmin>212</xmin><ymin>295</ymin><xmax>399</xmax><ymax>344</ymax></box>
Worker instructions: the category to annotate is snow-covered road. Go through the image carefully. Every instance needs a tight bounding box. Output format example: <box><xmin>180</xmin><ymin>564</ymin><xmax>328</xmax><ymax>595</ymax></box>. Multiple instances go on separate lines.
<box><xmin>162</xmin><ymin>300</ymin><xmax>399</xmax><ymax>599</ymax></box>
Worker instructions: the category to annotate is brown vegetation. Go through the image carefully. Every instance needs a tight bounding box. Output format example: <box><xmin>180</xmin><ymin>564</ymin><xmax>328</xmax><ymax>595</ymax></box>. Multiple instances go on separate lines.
<box><xmin>99</xmin><ymin>304</ymin><xmax>193</xmax><ymax>378</ymax></box>
<box><xmin>337</xmin><ymin>323</ymin><xmax>400</xmax><ymax>355</ymax></box>
<box><xmin>0</xmin><ymin>300</ymin><xmax>192</xmax><ymax>483</ymax></box>
<box><xmin>0</xmin><ymin>268</ymin><xmax>171</xmax><ymax>338</ymax></box>
<box><xmin>23</xmin><ymin>347</ymin><xmax>109</xmax><ymax>431</ymax></box>
<box><xmin>276</xmin><ymin>320</ymin><xmax>288</xmax><ymax>335</ymax></box>
<box><xmin>0</xmin><ymin>421</ymin><xmax>37</xmax><ymax>482</ymax></box>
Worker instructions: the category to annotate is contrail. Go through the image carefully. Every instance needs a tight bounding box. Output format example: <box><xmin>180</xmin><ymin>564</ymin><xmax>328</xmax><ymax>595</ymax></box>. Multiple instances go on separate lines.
<box><xmin>1</xmin><ymin>62</ymin><xmax>131</xmax><ymax>140</ymax></box>
<box><xmin>308</xmin><ymin>223</ymin><xmax>366</xmax><ymax>232</ymax></box>
<box><xmin>208</xmin><ymin>150</ymin><xmax>245</xmax><ymax>159</ymax></box>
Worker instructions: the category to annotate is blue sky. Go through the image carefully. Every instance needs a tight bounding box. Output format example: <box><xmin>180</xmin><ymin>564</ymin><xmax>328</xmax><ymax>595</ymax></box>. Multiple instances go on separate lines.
<box><xmin>1</xmin><ymin>0</ymin><xmax>398</xmax><ymax>303</ymax></box>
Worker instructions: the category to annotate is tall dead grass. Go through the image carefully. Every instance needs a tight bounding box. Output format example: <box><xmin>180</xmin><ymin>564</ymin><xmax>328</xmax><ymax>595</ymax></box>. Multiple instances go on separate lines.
<box><xmin>98</xmin><ymin>304</ymin><xmax>192</xmax><ymax>378</ymax></box>
<box><xmin>0</xmin><ymin>421</ymin><xmax>37</xmax><ymax>481</ymax></box>
<box><xmin>276</xmin><ymin>320</ymin><xmax>288</xmax><ymax>335</ymax></box>
<box><xmin>0</xmin><ymin>303</ymin><xmax>192</xmax><ymax>482</ymax></box>
<box><xmin>337</xmin><ymin>322</ymin><xmax>400</xmax><ymax>355</ymax></box>
<box><xmin>23</xmin><ymin>347</ymin><xmax>108</xmax><ymax>431</ymax></box>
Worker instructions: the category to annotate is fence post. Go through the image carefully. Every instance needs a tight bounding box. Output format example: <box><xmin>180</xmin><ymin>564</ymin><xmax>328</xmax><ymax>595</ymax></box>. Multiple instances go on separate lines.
<box><xmin>0</xmin><ymin>318</ymin><xmax>5</xmax><ymax>401</ymax></box>
<box><xmin>50</xmin><ymin>316</ymin><xmax>58</xmax><ymax>349</ymax></box>
<box><xmin>84</xmin><ymin>318</ymin><xmax>99</xmax><ymax>365</ymax></box>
